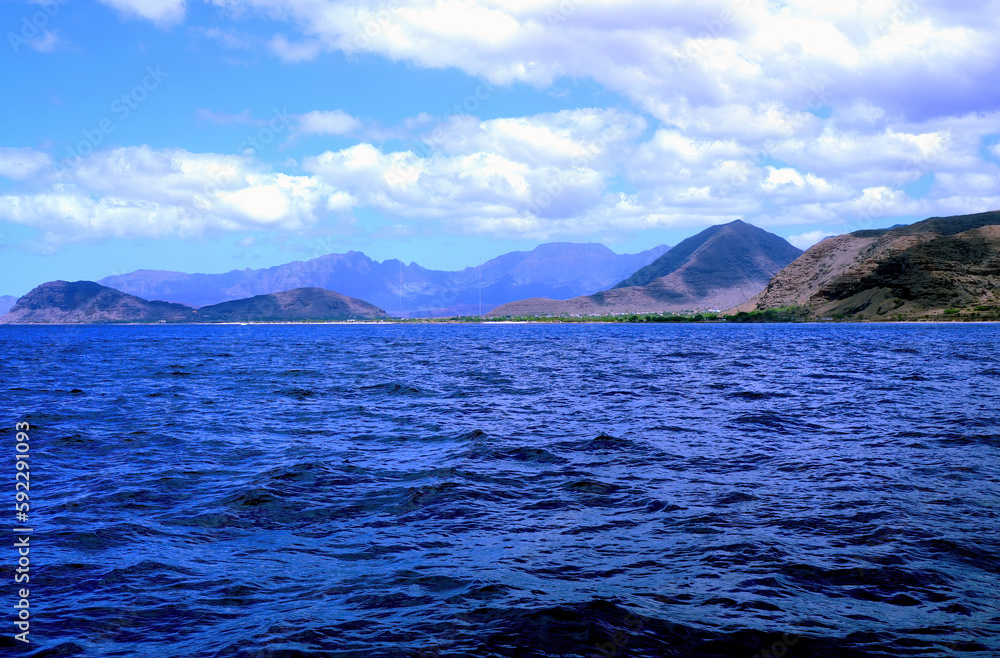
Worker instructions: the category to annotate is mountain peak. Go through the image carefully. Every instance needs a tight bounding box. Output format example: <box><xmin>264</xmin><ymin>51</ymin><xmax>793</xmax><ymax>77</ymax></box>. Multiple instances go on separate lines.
<box><xmin>2</xmin><ymin>280</ymin><xmax>195</xmax><ymax>323</ymax></box>
<box><xmin>1</xmin><ymin>282</ymin><xmax>390</xmax><ymax>323</ymax></box>
<box><xmin>196</xmin><ymin>287</ymin><xmax>388</xmax><ymax>321</ymax></box>
<box><xmin>489</xmin><ymin>221</ymin><xmax>802</xmax><ymax>316</ymax></box>
<box><xmin>613</xmin><ymin>221</ymin><xmax>801</xmax><ymax>289</ymax></box>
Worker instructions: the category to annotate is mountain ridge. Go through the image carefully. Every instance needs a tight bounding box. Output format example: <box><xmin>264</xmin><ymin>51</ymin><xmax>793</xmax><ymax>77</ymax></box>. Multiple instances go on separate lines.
<box><xmin>488</xmin><ymin>221</ymin><xmax>802</xmax><ymax>316</ymax></box>
<box><xmin>196</xmin><ymin>287</ymin><xmax>388</xmax><ymax>321</ymax></box>
<box><xmin>0</xmin><ymin>281</ymin><xmax>389</xmax><ymax>324</ymax></box>
<box><xmin>739</xmin><ymin>210</ymin><xmax>1000</xmax><ymax>319</ymax></box>
<box><xmin>97</xmin><ymin>242</ymin><xmax>670</xmax><ymax>317</ymax></box>
<box><xmin>0</xmin><ymin>281</ymin><xmax>197</xmax><ymax>324</ymax></box>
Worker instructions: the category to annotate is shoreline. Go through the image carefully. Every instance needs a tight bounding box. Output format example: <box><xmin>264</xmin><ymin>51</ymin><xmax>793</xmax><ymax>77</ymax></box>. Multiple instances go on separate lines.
<box><xmin>3</xmin><ymin>319</ymin><xmax>1000</xmax><ymax>326</ymax></box>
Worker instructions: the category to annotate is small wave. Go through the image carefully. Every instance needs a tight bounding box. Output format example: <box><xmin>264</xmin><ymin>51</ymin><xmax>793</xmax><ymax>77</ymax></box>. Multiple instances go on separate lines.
<box><xmin>468</xmin><ymin>445</ymin><xmax>568</xmax><ymax>465</ymax></box>
<box><xmin>727</xmin><ymin>390</ymin><xmax>792</xmax><ymax>400</ymax></box>
<box><xmin>715</xmin><ymin>491</ymin><xmax>759</xmax><ymax>505</ymax></box>
<box><xmin>361</xmin><ymin>382</ymin><xmax>429</xmax><ymax>396</ymax></box>
<box><xmin>556</xmin><ymin>432</ymin><xmax>646</xmax><ymax>453</ymax></box>
<box><xmin>731</xmin><ymin>412</ymin><xmax>798</xmax><ymax>433</ymax></box>
<box><xmin>562</xmin><ymin>479</ymin><xmax>623</xmax><ymax>495</ymax></box>
<box><xmin>279</xmin><ymin>387</ymin><xmax>315</xmax><ymax>400</ymax></box>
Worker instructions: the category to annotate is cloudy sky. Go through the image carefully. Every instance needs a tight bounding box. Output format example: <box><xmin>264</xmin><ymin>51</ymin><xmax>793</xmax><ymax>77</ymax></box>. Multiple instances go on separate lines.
<box><xmin>2</xmin><ymin>0</ymin><xmax>999</xmax><ymax>295</ymax></box>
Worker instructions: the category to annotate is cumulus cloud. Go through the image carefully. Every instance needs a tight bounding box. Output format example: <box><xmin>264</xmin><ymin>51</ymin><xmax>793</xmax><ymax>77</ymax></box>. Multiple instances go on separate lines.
<box><xmin>0</xmin><ymin>148</ymin><xmax>52</xmax><ymax>181</ymax></box>
<box><xmin>3</xmin><ymin>102</ymin><xmax>1000</xmax><ymax>247</ymax></box>
<box><xmin>0</xmin><ymin>147</ymin><xmax>343</xmax><ymax>242</ymax></box>
<box><xmin>199</xmin><ymin>0</ymin><xmax>1000</xmax><ymax>125</ymax></box>
<box><xmin>299</xmin><ymin>108</ymin><xmax>646</xmax><ymax>236</ymax></box>
<box><xmin>86</xmin><ymin>0</ymin><xmax>996</xmax><ymax>241</ymax></box>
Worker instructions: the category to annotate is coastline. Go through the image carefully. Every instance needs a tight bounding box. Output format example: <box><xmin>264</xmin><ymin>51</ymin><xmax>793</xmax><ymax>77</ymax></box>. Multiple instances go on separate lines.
<box><xmin>3</xmin><ymin>319</ymin><xmax>1000</xmax><ymax>326</ymax></box>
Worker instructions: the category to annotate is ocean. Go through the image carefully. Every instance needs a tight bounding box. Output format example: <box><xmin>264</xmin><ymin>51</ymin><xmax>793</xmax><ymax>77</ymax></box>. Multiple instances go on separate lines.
<box><xmin>2</xmin><ymin>323</ymin><xmax>998</xmax><ymax>657</ymax></box>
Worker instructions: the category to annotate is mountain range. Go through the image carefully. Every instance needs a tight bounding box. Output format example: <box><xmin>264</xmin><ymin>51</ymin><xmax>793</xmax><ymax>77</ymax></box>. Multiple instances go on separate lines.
<box><xmin>0</xmin><ymin>281</ymin><xmax>388</xmax><ymax>324</ymax></box>
<box><xmin>740</xmin><ymin>210</ymin><xmax>1000</xmax><ymax>320</ymax></box>
<box><xmin>488</xmin><ymin>220</ymin><xmax>802</xmax><ymax>316</ymax></box>
<box><xmin>10</xmin><ymin>211</ymin><xmax>998</xmax><ymax>324</ymax></box>
<box><xmin>95</xmin><ymin>242</ymin><xmax>669</xmax><ymax>317</ymax></box>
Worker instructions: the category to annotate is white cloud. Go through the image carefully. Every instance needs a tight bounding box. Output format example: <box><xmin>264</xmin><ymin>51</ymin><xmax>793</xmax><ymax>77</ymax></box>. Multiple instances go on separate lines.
<box><xmin>0</xmin><ymin>148</ymin><xmax>51</xmax><ymax>181</ymax></box>
<box><xmin>96</xmin><ymin>0</ymin><xmax>186</xmax><ymax>25</ymax></box>
<box><xmin>0</xmin><ymin>147</ymin><xmax>344</xmax><ymax>242</ymax></box>
<box><xmin>430</xmin><ymin>109</ymin><xmax>645</xmax><ymax>168</ymax></box>
<box><xmin>299</xmin><ymin>109</ymin><xmax>639</xmax><ymax>235</ymax></box>
<box><xmin>27</xmin><ymin>30</ymin><xmax>60</xmax><ymax>53</ymax></box>
<box><xmin>294</xmin><ymin>110</ymin><xmax>363</xmax><ymax>138</ymax></box>
<box><xmin>198</xmin><ymin>0</ymin><xmax>1000</xmax><ymax>129</ymax></box>
<box><xmin>2</xmin><ymin>103</ymin><xmax>999</xmax><ymax>247</ymax></box>
<box><xmin>269</xmin><ymin>34</ymin><xmax>324</xmax><ymax>62</ymax></box>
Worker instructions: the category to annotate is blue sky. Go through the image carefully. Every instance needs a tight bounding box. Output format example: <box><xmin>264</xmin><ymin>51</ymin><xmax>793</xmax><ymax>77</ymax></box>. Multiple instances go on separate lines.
<box><xmin>2</xmin><ymin>0</ymin><xmax>999</xmax><ymax>296</ymax></box>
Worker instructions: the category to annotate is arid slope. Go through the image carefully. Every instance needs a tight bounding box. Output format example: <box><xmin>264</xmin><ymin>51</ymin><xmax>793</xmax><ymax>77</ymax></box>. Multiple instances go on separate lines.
<box><xmin>739</xmin><ymin>210</ymin><xmax>1000</xmax><ymax>319</ymax></box>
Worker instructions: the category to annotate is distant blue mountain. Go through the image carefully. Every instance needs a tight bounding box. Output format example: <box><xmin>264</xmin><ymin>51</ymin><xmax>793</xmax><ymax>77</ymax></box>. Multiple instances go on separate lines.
<box><xmin>98</xmin><ymin>242</ymin><xmax>669</xmax><ymax>317</ymax></box>
<box><xmin>0</xmin><ymin>295</ymin><xmax>16</xmax><ymax>315</ymax></box>
<box><xmin>489</xmin><ymin>220</ymin><xmax>803</xmax><ymax>316</ymax></box>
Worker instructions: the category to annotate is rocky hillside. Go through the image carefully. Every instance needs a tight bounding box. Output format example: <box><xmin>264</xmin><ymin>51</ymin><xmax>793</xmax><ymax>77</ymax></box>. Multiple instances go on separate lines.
<box><xmin>488</xmin><ymin>220</ymin><xmax>801</xmax><ymax>316</ymax></box>
<box><xmin>739</xmin><ymin>210</ymin><xmax>1000</xmax><ymax>319</ymax></box>
<box><xmin>0</xmin><ymin>282</ymin><xmax>389</xmax><ymax>323</ymax></box>
<box><xmin>0</xmin><ymin>281</ymin><xmax>196</xmax><ymax>323</ymax></box>
<box><xmin>196</xmin><ymin>288</ymin><xmax>388</xmax><ymax>321</ymax></box>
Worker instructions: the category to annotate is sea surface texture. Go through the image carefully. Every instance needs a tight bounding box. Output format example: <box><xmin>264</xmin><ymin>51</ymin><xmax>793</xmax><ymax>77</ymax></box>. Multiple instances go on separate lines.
<box><xmin>2</xmin><ymin>324</ymin><xmax>998</xmax><ymax>657</ymax></box>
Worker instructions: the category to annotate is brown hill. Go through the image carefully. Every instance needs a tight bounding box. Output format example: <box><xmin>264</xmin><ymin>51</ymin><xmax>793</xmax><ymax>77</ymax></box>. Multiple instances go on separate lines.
<box><xmin>738</xmin><ymin>210</ymin><xmax>1000</xmax><ymax>319</ymax></box>
<box><xmin>195</xmin><ymin>287</ymin><xmax>388</xmax><ymax>321</ymax></box>
<box><xmin>487</xmin><ymin>220</ymin><xmax>801</xmax><ymax>316</ymax></box>
<box><xmin>0</xmin><ymin>282</ymin><xmax>390</xmax><ymax>324</ymax></box>
<box><xmin>0</xmin><ymin>281</ymin><xmax>196</xmax><ymax>324</ymax></box>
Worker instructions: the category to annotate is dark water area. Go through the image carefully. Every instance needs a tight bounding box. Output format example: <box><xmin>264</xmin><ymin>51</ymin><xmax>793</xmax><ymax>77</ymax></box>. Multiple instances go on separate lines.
<box><xmin>2</xmin><ymin>323</ymin><xmax>998</xmax><ymax>657</ymax></box>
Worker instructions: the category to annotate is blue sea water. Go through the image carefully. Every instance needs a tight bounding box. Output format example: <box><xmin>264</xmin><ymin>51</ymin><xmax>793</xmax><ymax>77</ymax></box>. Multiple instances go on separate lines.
<box><xmin>1</xmin><ymin>323</ymin><xmax>998</xmax><ymax>657</ymax></box>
